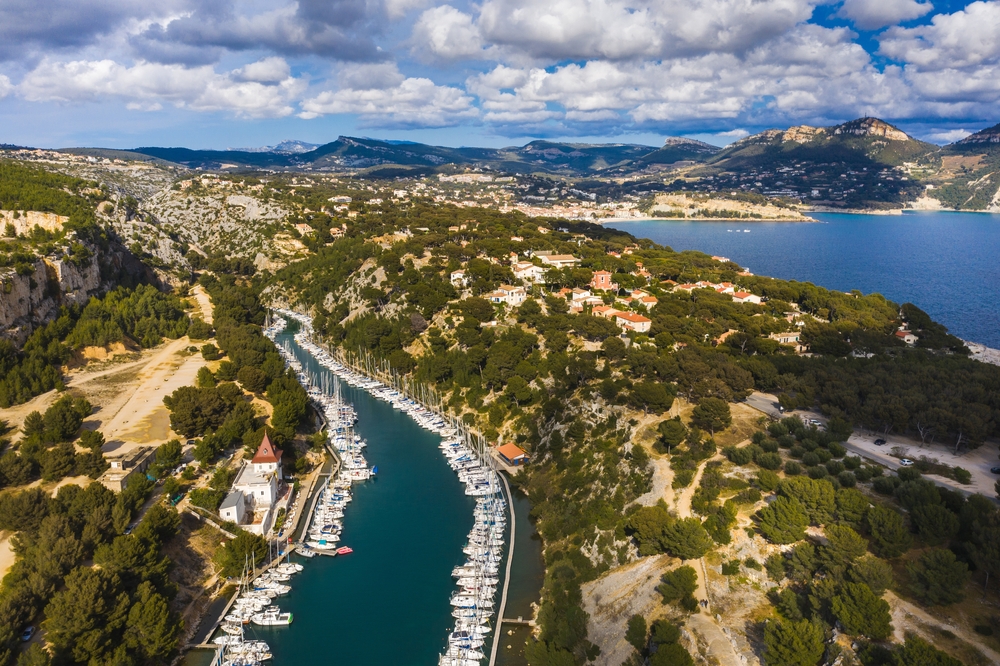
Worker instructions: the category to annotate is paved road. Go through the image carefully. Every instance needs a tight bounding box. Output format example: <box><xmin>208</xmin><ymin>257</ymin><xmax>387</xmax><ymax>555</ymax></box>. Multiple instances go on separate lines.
<box><xmin>746</xmin><ymin>392</ymin><xmax>999</xmax><ymax>500</ymax></box>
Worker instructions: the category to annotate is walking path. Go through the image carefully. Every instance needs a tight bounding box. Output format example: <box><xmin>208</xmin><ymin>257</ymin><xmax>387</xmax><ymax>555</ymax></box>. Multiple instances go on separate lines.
<box><xmin>488</xmin><ymin>471</ymin><xmax>517</xmax><ymax>666</ymax></box>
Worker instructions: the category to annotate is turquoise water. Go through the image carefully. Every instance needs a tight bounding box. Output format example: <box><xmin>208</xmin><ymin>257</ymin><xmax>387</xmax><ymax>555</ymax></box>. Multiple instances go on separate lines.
<box><xmin>608</xmin><ymin>211</ymin><xmax>1000</xmax><ymax>348</ymax></box>
<box><xmin>213</xmin><ymin>326</ymin><xmax>545</xmax><ymax>665</ymax></box>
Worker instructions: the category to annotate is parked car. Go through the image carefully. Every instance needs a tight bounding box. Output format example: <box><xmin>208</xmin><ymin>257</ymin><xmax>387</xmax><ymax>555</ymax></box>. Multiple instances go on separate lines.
<box><xmin>899</xmin><ymin>458</ymin><xmax>914</xmax><ymax>466</ymax></box>
<box><xmin>991</xmin><ymin>467</ymin><xmax>1000</xmax><ymax>474</ymax></box>
<box><xmin>874</xmin><ymin>438</ymin><xmax>887</xmax><ymax>446</ymax></box>
<box><xmin>809</xmin><ymin>419</ymin><xmax>822</xmax><ymax>426</ymax></box>
<box><xmin>21</xmin><ymin>626</ymin><xmax>35</xmax><ymax>642</ymax></box>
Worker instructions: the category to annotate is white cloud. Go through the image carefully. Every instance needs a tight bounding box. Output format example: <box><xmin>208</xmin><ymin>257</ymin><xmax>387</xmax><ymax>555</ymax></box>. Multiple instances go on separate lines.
<box><xmin>838</xmin><ymin>0</ymin><xmax>932</xmax><ymax>31</ymax></box>
<box><xmin>301</xmin><ymin>63</ymin><xmax>477</xmax><ymax>127</ymax></box>
<box><xmin>233</xmin><ymin>56</ymin><xmax>291</xmax><ymax>83</ymax></box>
<box><xmin>926</xmin><ymin>128</ymin><xmax>971</xmax><ymax>143</ymax></box>
<box><xmin>880</xmin><ymin>1</ymin><xmax>1000</xmax><ymax>70</ymax></box>
<box><xmin>410</xmin><ymin>6</ymin><xmax>485</xmax><ymax>62</ymax></box>
<box><xmin>474</xmin><ymin>0</ymin><xmax>818</xmax><ymax>62</ymax></box>
<box><xmin>18</xmin><ymin>58</ymin><xmax>306</xmax><ymax>117</ymax></box>
<box><xmin>0</xmin><ymin>74</ymin><xmax>11</xmax><ymax>98</ymax></box>
<box><xmin>465</xmin><ymin>24</ymin><xmax>911</xmax><ymax>130</ymax></box>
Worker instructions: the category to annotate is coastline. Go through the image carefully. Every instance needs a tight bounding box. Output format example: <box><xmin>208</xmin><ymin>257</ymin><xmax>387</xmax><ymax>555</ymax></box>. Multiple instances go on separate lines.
<box><xmin>965</xmin><ymin>341</ymin><xmax>1000</xmax><ymax>368</ymax></box>
<box><xmin>597</xmin><ymin>215</ymin><xmax>814</xmax><ymax>224</ymax></box>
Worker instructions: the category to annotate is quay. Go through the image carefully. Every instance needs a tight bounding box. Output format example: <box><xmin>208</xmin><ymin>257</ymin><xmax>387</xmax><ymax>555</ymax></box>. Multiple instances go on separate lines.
<box><xmin>488</xmin><ymin>471</ymin><xmax>516</xmax><ymax>666</ymax></box>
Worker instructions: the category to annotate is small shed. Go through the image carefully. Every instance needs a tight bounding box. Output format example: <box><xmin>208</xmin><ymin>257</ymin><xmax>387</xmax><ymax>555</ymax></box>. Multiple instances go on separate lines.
<box><xmin>497</xmin><ymin>443</ymin><xmax>529</xmax><ymax>466</ymax></box>
<box><xmin>220</xmin><ymin>491</ymin><xmax>246</xmax><ymax>525</ymax></box>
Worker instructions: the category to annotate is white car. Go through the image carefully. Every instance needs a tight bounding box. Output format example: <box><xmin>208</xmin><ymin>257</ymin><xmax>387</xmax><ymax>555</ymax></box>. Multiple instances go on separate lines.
<box><xmin>899</xmin><ymin>458</ymin><xmax>914</xmax><ymax>466</ymax></box>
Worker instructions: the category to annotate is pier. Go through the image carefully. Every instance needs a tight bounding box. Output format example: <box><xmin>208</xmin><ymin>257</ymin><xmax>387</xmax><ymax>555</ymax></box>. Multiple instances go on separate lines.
<box><xmin>488</xmin><ymin>471</ymin><xmax>517</xmax><ymax>666</ymax></box>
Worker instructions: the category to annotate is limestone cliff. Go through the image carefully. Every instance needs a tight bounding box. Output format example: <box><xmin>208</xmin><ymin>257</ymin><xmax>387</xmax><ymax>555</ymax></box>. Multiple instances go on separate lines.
<box><xmin>0</xmin><ymin>237</ymin><xmax>150</xmax><ymax>345</ymax></box>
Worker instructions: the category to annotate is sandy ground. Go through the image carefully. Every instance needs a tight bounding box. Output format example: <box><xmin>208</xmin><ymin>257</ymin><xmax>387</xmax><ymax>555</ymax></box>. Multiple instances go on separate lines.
<box><xmin>887</xmin><ymin>590</ymin><xmax>1000</xmax><ymax>664</ymax></box>
<box><xmin>2</xmin><ymin>286</ymin><xmax>214</xmax><ymax>453</ymax></box>
<box><xmin>87</xmin><ymin>285</ymin><xmax>213</xmax><ymax>454</ymax></box>
<box><xmin>0</xmin><ymin>532</ymin><xmax>15</xmax><ymax>581</ymax></box>
<box><xmin>747</xmin><ymin>392</ymin><xmax>999</xmax><ymax>500</ymax></box>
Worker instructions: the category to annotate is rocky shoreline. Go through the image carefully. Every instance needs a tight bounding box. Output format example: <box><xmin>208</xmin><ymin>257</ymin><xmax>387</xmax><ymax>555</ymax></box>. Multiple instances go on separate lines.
<box><xmin>966</xmin><ymin>341</ymin><xmax>1000</xmax><ymax>367</ymax></box>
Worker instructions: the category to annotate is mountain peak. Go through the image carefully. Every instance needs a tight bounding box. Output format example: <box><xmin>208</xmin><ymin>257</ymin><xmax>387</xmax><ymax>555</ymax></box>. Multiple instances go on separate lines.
<box><xmin>832</xmin><ymin>117</ymin><xmax>911</xmax><ymax>141</ymax></box>
<box><xmin>955</xmin><ymin>122</ymin><xmax>1000</xmax><ymax>145</ymax></box>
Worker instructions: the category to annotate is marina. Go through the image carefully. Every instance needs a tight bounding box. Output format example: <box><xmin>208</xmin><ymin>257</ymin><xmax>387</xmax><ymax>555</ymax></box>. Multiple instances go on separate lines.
<box><xmin>186</xmin><ymin>311</ymin><xmax>543</xmax><ymax>666</ymax></box>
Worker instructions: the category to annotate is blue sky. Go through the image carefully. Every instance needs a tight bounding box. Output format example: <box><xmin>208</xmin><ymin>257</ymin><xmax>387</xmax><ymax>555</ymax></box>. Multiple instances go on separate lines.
<box><xmin>1</xmin><ymin>0</ymin><xmax>998</xmax><ymax>149</ymax></box>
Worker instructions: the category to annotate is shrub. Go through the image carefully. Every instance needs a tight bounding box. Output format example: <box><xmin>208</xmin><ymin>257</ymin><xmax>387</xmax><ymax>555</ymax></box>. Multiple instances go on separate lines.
<box><xmin>763</xmin><ymin>618</ymin><xmax>824</xmax><ymax>666</ymax></box>
<box><xmin>756</xmin><ymin>470</ymin><xmax>780</xmax><ymax>492</ymax></box>
<box><xmin>756</xmin><ymin>452</ymin><xmax>782</xmax><ymax>470</ymax></box>
<box><xmin>723</xmin><ymin>446</ymin><xmax>753</xmax><ymax>466</ymax></box>
<box><xmin>865</xmin><ymin>504</ymin><xmax>911</xmax><ymax>558</ymax></box>
<box><xmin>722</xmin><ymin>560</ymin><xmax>741</xmax><ymax>575</ymax></box>
<box><xmin>784</xmin><ymin>461</ymin><xmax>802</xmax><ymax>476</ymax></box>
<box><xmin>757</xmin><ymin>496</ymin><xmax>808</xmax><ymax>544</ymax></box>
<box><xmin>837</xmin><ymin>471</ymin><xmax>856</xmax><ymax>488</ymax></box>
<box><xmin>831</xmin><ymin>582</ymin><xmax>892</xmax><ymax>639</ymax></box>
<box><xmin>657</xmin><ymin>566</ymin><xmax>699</xmax><ymax>610</ymax></box>
<box><xmin>952</xmin><ymin>467</ymin><xmax>972</xmax><ymax>484</ymax></box>
<box><xmin>907</xmin><ymin>548</ymin><xmax>970</xmax><ymax>605</ymax></box>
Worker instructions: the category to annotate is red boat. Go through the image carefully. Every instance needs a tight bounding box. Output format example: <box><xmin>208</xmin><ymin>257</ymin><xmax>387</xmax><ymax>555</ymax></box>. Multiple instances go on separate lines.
<box><xmin>336</xmin><ymin>546</ymin><xmax>353</xmax><ymax>555</ymax></box>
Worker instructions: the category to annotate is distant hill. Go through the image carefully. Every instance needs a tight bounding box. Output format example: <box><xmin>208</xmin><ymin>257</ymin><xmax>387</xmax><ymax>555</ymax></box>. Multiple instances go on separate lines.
<box><xmin>638</xmin><ymin>137</ymin><xmax>720</xmax><ymax>166</ymax></box>
<box><xmin>931</xmin><ymin>122</ymin><xmax>1000</xmax><ymax>210</ymax></box>
<box><xmin>114</xmin><ymin>116</ymin><xmax>1000</xmax><ymax>209</ymax></box>
<box><xmin>952</xmin><ymin>122</ymin><xmax>1000</xmax><ymax>148</ymax></box>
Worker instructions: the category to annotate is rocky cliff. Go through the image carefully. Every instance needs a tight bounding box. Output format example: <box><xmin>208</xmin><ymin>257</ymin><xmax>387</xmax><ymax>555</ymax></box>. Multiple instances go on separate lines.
<box><xmin>0</xmin><ymin>236</ymin><xmax>150</xmax><ymax>345</ymax></box>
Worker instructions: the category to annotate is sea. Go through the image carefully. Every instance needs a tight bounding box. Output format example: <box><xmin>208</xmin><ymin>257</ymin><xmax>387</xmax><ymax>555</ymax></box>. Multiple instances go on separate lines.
<box><xmin>607</xmin><ymin>211</ymin><xmax>1000</xmax><ymax>348</ymax></box>
<box><xmin>185</xmin><ymin>323</ymin><xmax>544</xmax><ymax>666</ymax></box>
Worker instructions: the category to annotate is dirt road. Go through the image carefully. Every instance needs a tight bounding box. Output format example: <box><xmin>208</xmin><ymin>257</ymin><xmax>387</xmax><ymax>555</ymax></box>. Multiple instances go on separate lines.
<box><xmin>886</xmin><ymin>590</ymin><xmax>1000</xmax><ymax>663</ymax></box>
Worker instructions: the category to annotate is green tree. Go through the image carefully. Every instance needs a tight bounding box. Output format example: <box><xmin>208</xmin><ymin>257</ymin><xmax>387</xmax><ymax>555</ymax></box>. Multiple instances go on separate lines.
<box><xmin>196</xmin><ymin>366</ymin><xmax>216</xmax><ymax>388</ymax></box>
<box><xmin>910</xmin><ymin>503</ymin><xmax>959</xmax><ymax>546</ymax></box>
<box><xmin>649</xmin><ymin>643</ymin><xmax>694</xmax><ymax>666</ymax></box>
<box><xmin>658</xmin><ymin>418</ymin><xmax>688</xmax><ymax>453</ymax></box>
<box><xmin>778</xmin><ymin>477</ymin><xmax>835</xmax><ymax>525</ymax></box>
<box><xmin>690</xmin><ymin>398</ymin><xmax>731</xmax><ymax>435</ymax></box>
<box><xmin>16</xmin><ymin>644</ymin><xmax>52</xmax><ymax>666</ymax></box>
<box><xmin>187</xmin><ymin>318</ymin><xmax>214</xmax><ymax>340</ymax></box>
<box><xmin>44</xmin><ymin>567</ymin><xmax>130</xmax><ymax>664</ymax></box>
<box><xmin>125</xmin><ymin>581</ymin><xmax>182</xmax><ymax>662</ymax></box>
<box><xmin>835</xmin><ymin>487</ymin><xmax>869</xmax><ymax>525</ymax></box>
<box><xmin>907</xmin><ymin>548</ymin><xmax>970</xmax><ymax>605</ymax></box>
<box><xmin>865</xmin><ymin>504</ymin><xmax>911</xmax><ymax>558</ymax></box>
<box><xmin>657</xmin><ymin>566</ymin><xmax>698</xmax><ymax>611</ymax></box>
<box><xmin>237</xmin><ymin>366</ymin><xmax>268</xmax><ymax>393</ymax></box>
<box><xmin>663</xmin><ymin>518</ymin><xmax>713</xmax><ymax>560</ymax></box>
<box><xmin>41</xmin><ymin>443</ymin><xmax>77</xmax><ymax>481</ymax></box>
<box><xmin>215</xmin><ymin>531</ymin><xmax>267</xmax><ymax>578</ymax></box>
<box><xmin>821</xmin><ymin>524</ymin><xmax>868</xmax><ymax>571</ymax></box>
<box><xmin>893</xmin><ymin>634</ymin><xmax>965</xmax><ymax>666</ymax></box>
<box><xmin>43</xmin><ymin>394</ymin><xmax>88</xmax><ymax>442</ymax></box>
<box><xmin>757</xmin><ymin>497</ymin><xmax>809</xmax><ymax>544</ymax></box>
<box><xmin>631</xmin><ymin>382</ymin><xmax>674</xmax><ymax>413</ymax></box>
<box><xmin>625</xmin><ymin>615</ymin><xmax>647</xmax><ymax>653</ymax></box>
<box><xmin>848</xmin><ymin>555</ymin><xmax>894</xmax><ymax>596</ymax></box>
<box><xmin>763</xmin><ymin>618</ymin><xmax>824</xmax><ymax>666</ymax></box>
<box><xmin>831</xmin><ymin>582</ymin><xmax>892</xmax><ymax>639</ymax></box>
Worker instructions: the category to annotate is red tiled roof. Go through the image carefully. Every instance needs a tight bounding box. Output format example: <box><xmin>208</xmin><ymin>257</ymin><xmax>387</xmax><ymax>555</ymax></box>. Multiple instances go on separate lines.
<box><xmin>616</xmin><ymin>312</ymin><xmax>651</xmax><ymax>323</ymax></box>
<box><xmin>251</xmin><ymin>432</ymin><xmax>282</xmax><ymax>464</ymax></box>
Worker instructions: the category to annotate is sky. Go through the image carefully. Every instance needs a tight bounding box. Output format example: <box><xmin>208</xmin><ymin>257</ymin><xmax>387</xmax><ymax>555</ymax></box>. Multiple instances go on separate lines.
<box><xmin>1</xmin><ymin>0</ymin><xmax>999</xmax><ymax>149</ymax></box>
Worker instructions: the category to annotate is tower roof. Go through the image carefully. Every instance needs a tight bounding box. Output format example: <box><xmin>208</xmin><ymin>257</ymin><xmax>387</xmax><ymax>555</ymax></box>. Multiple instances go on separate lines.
<box><xmin>251</xmin><ymin>432</ymin><xmax>282</xmax><ymax>464</ymax></box>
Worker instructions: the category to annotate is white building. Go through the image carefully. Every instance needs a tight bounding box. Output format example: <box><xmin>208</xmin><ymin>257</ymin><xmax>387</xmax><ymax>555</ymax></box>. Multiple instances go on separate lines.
<box><xmin>536</xmin><ymin>252</ymin><xmax>580</xmax><ymax>268</ymax></box>
<box><xmin>226</xmin><ymin>434</ymin><xmax>283</xmax><ymax>536</ymax></box>
<box><xmin>615</xmin><ymin>311</ymin><xmax>652</xmax><ymax>333</ymax></box>
<box><xmin>513</xmin><ymin>262</ymin><xmax>546</xmax><ymax>284</ymax></box>
<box><xmin>451</xmin><ymin>270</ymin><xmax>468</xmax><ymax>287</ymax></box>
<box><xmin>488</xmin><ymin>284</ymin><xmax>527</xmax><ymax>306</ymax></box>
<box><xmin>732</xmin><ymin>291</ymin><xmax>762</xmax><ymax>304</ymax></box>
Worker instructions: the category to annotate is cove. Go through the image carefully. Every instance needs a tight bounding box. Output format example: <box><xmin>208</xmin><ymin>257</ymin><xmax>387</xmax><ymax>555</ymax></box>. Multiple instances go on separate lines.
<box><xmin>185</xmin><ymin>321</ymin><xmax>546</xmax><ymax>665</ymax></box>
<box><xmin>607</xmin><ymin>211</ymin><xmax>1000</xmax><ymax>348</ymax></box>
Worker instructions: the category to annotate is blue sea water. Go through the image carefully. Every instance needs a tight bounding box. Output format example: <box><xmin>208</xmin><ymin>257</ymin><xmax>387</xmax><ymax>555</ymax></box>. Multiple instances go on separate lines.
<box><xmin>607</xmin><ymin>211</ymin><xmax>1000</xmax><ymax>348</ymax></box>
<box><xmin>205</xmin><ymin>326</ymin><xmax>545</xmax><ymax>666</ymax></box>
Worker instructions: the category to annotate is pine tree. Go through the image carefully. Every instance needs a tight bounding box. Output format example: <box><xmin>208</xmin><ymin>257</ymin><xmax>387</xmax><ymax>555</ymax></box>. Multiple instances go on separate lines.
<box><xmin>831</xmin><ymin>582</ymin><xmax>892</xmax><ymax>639</ymax></box>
